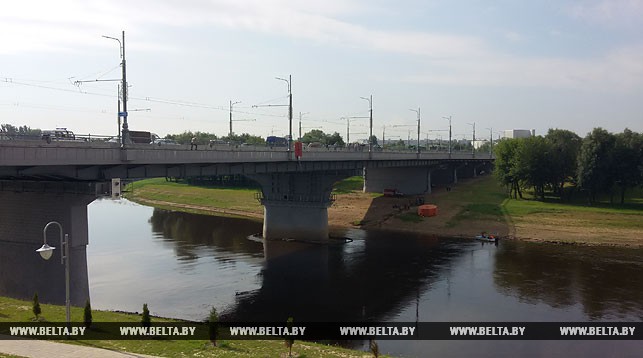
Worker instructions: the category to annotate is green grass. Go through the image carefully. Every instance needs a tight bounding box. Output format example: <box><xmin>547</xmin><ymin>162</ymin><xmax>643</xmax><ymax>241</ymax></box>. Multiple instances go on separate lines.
<box><xmin>0</xmin><ymin>296</ymin><xmax>386</xmax><ymax>358</ymax></box>
<box><xmin>126</xmin><ymin>178</ymin><xmax>262</xmax><ymax>214</ymax></box>
<box><xmin>332</xmin><ymin>176</ymin><xmax>364</xmax><ymax>194</ymax></box>
<box><xmin>396</xmin><ymin>212</ymin><xmax>423</xmax><ymax>223</ymax></box>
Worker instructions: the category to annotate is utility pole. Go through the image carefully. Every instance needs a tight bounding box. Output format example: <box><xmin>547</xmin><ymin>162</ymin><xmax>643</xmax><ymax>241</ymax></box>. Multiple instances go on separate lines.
<box><xmin>298</xmin><ymin>112</ymin><xmax>309</xmax><ymax>140</ymax></box>
<box><xmin>409</xmin><ymin>107</ymin><xmax>421</xmax><ymax>155</ymax></box>
<box><xmin>275</xmin><ymin>75</ymin><xmax>292</xmax><ymax>154</ymax></box>
<box><xmin>117</xmin><ymin>84</ymin><xmax>121</xmax><ymax>141</ymax></box>
<box><xmin>360</xmin><ymin>95</ymin><xmax>373</xmax><ymax>157</ymax></box>
<box><xmin>467</xmin><ymin>122</ymin><xmax>476</xmax><ymax>156</ymax></box>
<box><xmin>442</xmin><ymin>116</ymin><xmax>452</xmax><ymax>156</ymax></box>
<box><xmin>103</xmin><ymin>31</ymin><xmax>129</xmax><ymax>145</ymax></box>
<box><xmin>229</xmin><ymin>100</ymin><xmax>241</xmax><ymax>137</ymax></box>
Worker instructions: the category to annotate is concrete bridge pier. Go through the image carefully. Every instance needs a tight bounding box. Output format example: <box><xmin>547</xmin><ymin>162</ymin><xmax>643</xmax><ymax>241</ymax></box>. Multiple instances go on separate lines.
<box><xmin>363</xmin><ymin>167</ymin><xmax>431</xmax><ymax>195</ymax></box>
<box><xmin>249</xmin><ymin>172</ymin><xmax>347</xmax><ymax>242</ymax></box>
<box><xmin>0</xmin><ymin>184</ymin><xmax>94</xmax><ymax>306</ymax></box>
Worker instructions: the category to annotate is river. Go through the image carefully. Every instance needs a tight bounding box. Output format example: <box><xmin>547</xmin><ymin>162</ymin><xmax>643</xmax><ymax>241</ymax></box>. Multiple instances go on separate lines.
<box><xmin>87</xmin><ymin>198</ymin><xmax>643</xmax><ymax>357</ymax></box>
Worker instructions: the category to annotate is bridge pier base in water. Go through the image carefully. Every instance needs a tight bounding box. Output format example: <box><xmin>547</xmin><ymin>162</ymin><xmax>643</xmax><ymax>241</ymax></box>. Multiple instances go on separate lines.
<box><xmin>0</xmin><ymin>184</ymin><xmax>94</xmax><ymax>306</ymax></box>
<box><xmin>250</xmin><ymin>172</ymin><xmax>347</xmax><ymax>242</ymax></box>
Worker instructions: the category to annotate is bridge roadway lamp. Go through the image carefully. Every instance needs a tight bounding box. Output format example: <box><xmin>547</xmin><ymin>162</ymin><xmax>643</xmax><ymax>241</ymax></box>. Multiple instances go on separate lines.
<box><xmin>36</xmin><ymin>221</ymin><xmax>71</xmax><ymax>323</ymax></box>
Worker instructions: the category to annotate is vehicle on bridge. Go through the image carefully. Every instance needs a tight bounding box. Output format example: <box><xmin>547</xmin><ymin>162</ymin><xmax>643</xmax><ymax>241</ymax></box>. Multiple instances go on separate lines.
<box><xmin>126</xmin><ymin>130</ymin><xmax>159</xmax><ymax>144</ymax></box>
<box><xmin>41</xmin><ymin>128</ymin><xmax>86</xmax><ymax>143</ymax></box>
<box><xmin>266</xmin><ymin>136</ymin><xmax>288</xmax><ymax>147</ymax></box>
<box><xmin>152</xmin><ymin>138</ymin><xmax>180</xmax><ymax>146</ymax></box>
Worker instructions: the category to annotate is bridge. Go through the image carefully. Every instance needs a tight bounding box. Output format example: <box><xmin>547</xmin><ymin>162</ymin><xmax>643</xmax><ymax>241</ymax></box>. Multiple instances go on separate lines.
<box><xmin>0</xmin><ymin>139</ymin><xmax>492</xmax><ymax>306</ymax></box>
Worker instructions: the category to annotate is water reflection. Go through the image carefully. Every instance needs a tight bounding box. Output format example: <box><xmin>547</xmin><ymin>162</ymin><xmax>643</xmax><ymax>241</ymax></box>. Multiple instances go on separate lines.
<box><xmin>148</xmin><ymin>208</ymin><xmax>466</xmax><ymax>322</ymax></box>
<box><xmin>494</xmin><ymin>242</ymin><xmax>643</xmax><ymax>320</ymax></box>
<box><xmin>86</xmin><ymin>199</ymin><xmax>643</xmax><ymax>357</ymax></box>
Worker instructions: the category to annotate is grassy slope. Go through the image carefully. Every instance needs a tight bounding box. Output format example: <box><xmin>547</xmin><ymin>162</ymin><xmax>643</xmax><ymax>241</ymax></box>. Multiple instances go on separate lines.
<box><xmin>0</xmin><ymin>296</ymin><xmax>380</xmax><ymax>358</ymax></box>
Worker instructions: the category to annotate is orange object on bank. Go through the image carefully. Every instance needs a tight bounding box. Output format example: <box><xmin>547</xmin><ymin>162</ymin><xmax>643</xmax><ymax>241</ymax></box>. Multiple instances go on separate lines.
<box><xmin>417</xmin><ymin>204</ymin><xmax>438</xmax><ymax>217</ymax></box>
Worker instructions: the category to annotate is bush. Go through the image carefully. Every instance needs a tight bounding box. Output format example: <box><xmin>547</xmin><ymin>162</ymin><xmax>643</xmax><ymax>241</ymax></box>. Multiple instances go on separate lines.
<box><xmin>84</xmin><ymin>299</ymin><xmax>92</xmax><ymax>328</ymax></box>
<box><xmin>141</xmin><ymin>303</ymin><xmax>151</xmax><ymax>328</ymax></box>
<box><xmin>207</xmin><ymin>307</ymin><xmax>218</xmax><ymax>347</ymax></box>
<box><xmin>32</xmin><ymin>293</ymin><xmax>41</xmax><ymax>320</ymax></box>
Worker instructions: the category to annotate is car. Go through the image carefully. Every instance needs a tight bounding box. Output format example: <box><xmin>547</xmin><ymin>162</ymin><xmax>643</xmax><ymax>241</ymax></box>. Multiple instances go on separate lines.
<box><xmin>152</xmin><ymin>138</ymin><xmax>180</xmax><ymax>146</ymax></box>
<box><xmin>41</xmin><ymin>128</ymin><xmax>86</xmax><ymax>143</ymax></box>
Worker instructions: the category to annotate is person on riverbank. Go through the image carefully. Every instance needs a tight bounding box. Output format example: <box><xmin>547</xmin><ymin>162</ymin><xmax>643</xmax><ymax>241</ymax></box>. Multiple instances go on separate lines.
<box><xmin>190</xmin><ymin>137</ymin><xmax>197</xmax><ymax>150</ymax></box>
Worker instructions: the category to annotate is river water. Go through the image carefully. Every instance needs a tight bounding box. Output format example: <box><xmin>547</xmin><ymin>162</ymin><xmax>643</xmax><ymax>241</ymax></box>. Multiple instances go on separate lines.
<box><xmin>87</xmin><ymin>198</ymin><xmax>643</xmax><ymax>357</ymax></box>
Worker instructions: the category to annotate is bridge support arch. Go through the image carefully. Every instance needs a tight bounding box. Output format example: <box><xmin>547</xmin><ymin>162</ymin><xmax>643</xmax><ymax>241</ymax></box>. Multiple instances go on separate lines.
<box><xmin>0</xmin><ymin>184</ymin><xmax>94</xmax><ymax>306</ymax></box>
<box><xmin>249</xmin><ymin>172</ymin><xmax>349</xmax><ymax>242</ymax></box>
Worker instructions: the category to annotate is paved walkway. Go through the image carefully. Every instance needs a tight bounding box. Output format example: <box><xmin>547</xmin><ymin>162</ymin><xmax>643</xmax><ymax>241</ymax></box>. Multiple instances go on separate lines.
<box><xmin>0</xmin><ymin>337</ymin><xmax>157</xmax><ymax>358</ymax></box>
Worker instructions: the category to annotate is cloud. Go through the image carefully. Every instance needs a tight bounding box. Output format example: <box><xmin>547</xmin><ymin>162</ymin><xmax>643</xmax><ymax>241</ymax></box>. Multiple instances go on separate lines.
<box><xmin>568</xmin><ymin>0</ymin><xmax>643</xmax><ymax>28</ymax></box>
<box><xmin>2</xmin><ymin>0</ymin><xmax>643</xmax><ymax>90</ymax></box>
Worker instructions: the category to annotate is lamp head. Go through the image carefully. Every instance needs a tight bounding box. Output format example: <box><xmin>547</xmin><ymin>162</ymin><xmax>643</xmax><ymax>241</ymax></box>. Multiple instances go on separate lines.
<box><xmin>36</xmin><ymin>244</ymin><xmax>56</xmax><ymax>260</ymax></box>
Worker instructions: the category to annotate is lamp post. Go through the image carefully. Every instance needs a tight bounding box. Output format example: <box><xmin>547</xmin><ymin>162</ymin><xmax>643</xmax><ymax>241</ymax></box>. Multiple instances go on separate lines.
<box><xmin>486</xmin><ymin>127</ymin><xmax>493</xmax><ymax>158</ymax></box>
<box><xmin>103</xmin><ymin>31</ymin><xmax>129</xmax><ymax>146</ymax></box>
<box><xmin>229</xmin><ymin>100</ymin><xmax>241</xmax><ymax>137</ymax></box>
<box><xmin>467</xmin><ymin>122</ymin><xmax>476</xmax><ymax>156</ymax></box>
<box><xmin>360</xmin><ymin>95</ymin><xmax>373</xmax><ymax>157</ymax></box>
<box><xmin>442</xmin><ymin>116</ymin><xmax>452</xmax><ymax>156</ymax></box>
<box><xmin>275</xmin><ymin>75</ymin><xmax>292</xmax><ymax>153</ymax></box>
<box><xmin>409</xmin><ymin>107</ymin><xmax>421</xmax><ymax>155</ymax></box>
<box><xmin>298</xmin><ymin>112</ymin><xmax>309</xmax><ymax>140</ymax></box>
<box><xmin>36</xmin><ymin>221</ymin><xmax>70</xmax><ymax>323</ymax></box>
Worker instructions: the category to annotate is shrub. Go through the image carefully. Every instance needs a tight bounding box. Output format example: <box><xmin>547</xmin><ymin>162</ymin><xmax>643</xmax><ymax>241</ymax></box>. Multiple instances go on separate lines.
<box><xmin>83</xmin><ymin>299</ymin><xmax>92</xmax><ymax>328</ymax></box>
<box><xmin>32</xmin><ymin>293</ymin><xmax>41</xmax><ymax>320</ymax></box>
<box><xmin>141</xmin><ymin>303</ymin><xmax>151</xmax><ymax>327</ymax></box>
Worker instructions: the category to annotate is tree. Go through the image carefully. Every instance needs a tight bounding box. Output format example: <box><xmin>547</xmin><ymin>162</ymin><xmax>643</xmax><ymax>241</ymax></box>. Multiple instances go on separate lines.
<box><xmin>369</xmin><ymin>135</ymin><xmax>379</xmax><ymax>146</ymax></box>
<box><xmin>32</xmin><ymin>292</ymin><xmax>41</xmax><ymax>320</ymax></box>
<box><xmin>207</xmin><ymin>307</ymin><xmax>219</xmax><ymax>347</ymax></box>
<box><xmin>493</xmin><ymin>138</ymin><xmax>522</xmax><ymax>199</ymax></box>
<box><xmin>141</xmin><ymin>303</ymin><xmax>151</xmax><ymax>327</ymax></box>
<box><xmin>370</xmin><ymin>339</ymin><xmax>380</xmax><ymax>357</ymax></box>
<box><xmin>577</xmin><ymin>128</ymin><xmax>616</xmax><ymax>203</ymax></box>
<box><xmin>513</xmin><ymin>136</ymin><xmax>552</xmax><ymax>200</ymax></box>
<box><xmin>545</xmin><ymin>129</ymin><xmax>581</xmax><ymax>198</ymax></box>
<box><xmin>284</xmin><ymin>317</ymin><xmax>295</xmax><ymax>357</ymax></box>
<box><xmin>84</xmin><ymin>299</ymin><xmax>93</xmax><ymax>328</ymax></box>
<box><xmin>612</xmin><ymin>129</ymin><xmax>643</xmax><ymax>204</ymax></box>
<box><xmin>301</xmin><ymin>129</ymin><xmax>328</xmax><ymax>144</ymax></box>
<box><xmin>1</xmin><ymin>123</ymin><xmax>41</xmax><ymax>137</ymax></box>
<box><xmin>327</xmin><ymin>132</ymin><xmax>345</xmax><ymax>146</ymax></box>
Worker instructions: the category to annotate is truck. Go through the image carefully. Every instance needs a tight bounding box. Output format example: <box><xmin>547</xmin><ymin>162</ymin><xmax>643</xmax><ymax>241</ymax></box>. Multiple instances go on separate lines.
<box><xmin>266</xmin><ymin>136</ymin><xmax>288</xmax><ymax>147</ymax></box>
<box><xmin>41</xmin><ymin>128</ymin><xmax>86</xmax><ymax>143</ymax></box>
<box><xmin>128</xmin><ymin>131</ymin><xmax>159</xmax><ymax>144</ymax></box>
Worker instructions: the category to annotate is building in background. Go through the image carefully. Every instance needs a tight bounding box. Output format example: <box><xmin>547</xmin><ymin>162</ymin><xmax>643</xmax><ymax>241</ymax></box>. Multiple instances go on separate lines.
<box><xmin>503</xmin><ymin>129</ymin><xmax>535</xmax><ymax>139</ymax></box>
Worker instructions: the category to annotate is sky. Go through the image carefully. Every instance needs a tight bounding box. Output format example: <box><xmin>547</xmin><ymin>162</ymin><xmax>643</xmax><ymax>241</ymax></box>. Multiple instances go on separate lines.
<box><xmin>1</xmin><ymin>0</ymin><xmax>642</xmax><ymax>142</ymax></box>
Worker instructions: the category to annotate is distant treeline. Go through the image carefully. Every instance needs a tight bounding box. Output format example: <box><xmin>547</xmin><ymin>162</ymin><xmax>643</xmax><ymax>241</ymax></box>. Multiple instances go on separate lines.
<box><xmin>494</xmin><ymin>128</ymin><xmax>642</xmax><ymax>204</ymax></box>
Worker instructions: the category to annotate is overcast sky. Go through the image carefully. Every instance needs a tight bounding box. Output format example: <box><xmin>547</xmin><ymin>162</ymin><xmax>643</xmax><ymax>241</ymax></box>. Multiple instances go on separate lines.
<box><xmin>1</xmin><ymin>0</ymin><xmax>642</xmax><ymax>141</ymax></box>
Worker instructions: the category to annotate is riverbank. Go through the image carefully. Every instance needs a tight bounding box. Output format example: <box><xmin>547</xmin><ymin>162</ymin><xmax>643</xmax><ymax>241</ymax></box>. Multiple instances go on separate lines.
<box><xmin>124</xmin><ymin>176</ymin><xmax>643</xmax><ymax>247</ymax></box>
<box><xmin>0</xmin><ymin>296</ymin><xmax>382</xmax><ymax>358</ymax></box>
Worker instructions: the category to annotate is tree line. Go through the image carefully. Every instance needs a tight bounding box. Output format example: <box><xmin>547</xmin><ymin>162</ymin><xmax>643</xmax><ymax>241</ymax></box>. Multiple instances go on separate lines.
<box><xmin>494</xmin><ymin>128</ymin><xmax>642</xmax><ymax>204</ymax></box>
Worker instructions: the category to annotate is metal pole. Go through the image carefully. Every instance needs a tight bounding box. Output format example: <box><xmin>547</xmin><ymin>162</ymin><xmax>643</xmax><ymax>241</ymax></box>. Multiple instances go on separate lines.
<box><xmin>229</xmin><ymin>100</ymin><xmax>233</xmax><ymax>137</ymax></box>
<box><xmin>121</xmin><ymin>31</ymin><xmax>129</xmax><ymax>145</ymax></box>
<box><xmin>63</xmin><ymin>233</ymin><xmax>70</xmax><ymax>323</ymax></box>
<box><xmin>369</xmin><ymin>95</ymin><xmax>373</xmax><ymax>155</ymax></box>
<box><xmin>117</xmin><ymin>84</ymin><xmax>121</xmax><ymax>141</ymax></box>
<box><xmin>288</xmin><ymin>75</ymin><xmax>292</xmax><ymax>154</ymax></box>
<box><xmin>417</xmin><ymin>107</ymin><xmax>421</xmax><ymax>155</ymax></box>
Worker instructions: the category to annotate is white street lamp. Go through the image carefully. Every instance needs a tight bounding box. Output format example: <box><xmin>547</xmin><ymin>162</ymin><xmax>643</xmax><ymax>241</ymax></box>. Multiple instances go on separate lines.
<box><xmin>37</xmin><ymin>221</ymin><xmax>71</xmax><ymax>323</ymax></box>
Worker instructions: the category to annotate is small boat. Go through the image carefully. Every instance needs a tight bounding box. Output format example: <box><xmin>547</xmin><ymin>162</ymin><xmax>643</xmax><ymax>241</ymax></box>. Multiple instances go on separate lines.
<box><xmin>475</xmin><ymin>234</ymin><xmax>498</xmax><ymax>242</ymax></box>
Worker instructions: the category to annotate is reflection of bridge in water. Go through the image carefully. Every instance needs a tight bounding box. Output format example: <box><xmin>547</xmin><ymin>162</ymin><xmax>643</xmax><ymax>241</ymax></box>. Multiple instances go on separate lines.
<box><xmin>148</xmin><ymin>209</ymin><xmax>468</xmax><ymax>323</ymax></box>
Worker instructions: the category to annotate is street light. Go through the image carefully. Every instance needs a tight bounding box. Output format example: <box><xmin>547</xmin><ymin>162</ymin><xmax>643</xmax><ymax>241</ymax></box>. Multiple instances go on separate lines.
<box><xmin>276</xmin><ymin>75</ymin><xmax>292</xmax><ymax>154</ymax></box>
<box><xmin>103</xmin><ymin>31</ymin><xmax>129</xmax><ymax>146</ymax></box>
<box><xmin>298</xmin><ymin>112</ymin><xmax>309</xmax><ymax>140</ymax></box>
<box><xmin>467</xmin><ymin>122</ymin><xmax>476</xmax><ymax>156</ymax></box>
<box><xmin>486</xmin><ymin>127</ymin><xmax>493</xmax><ymax>157</ymax></box>
<box><xmin>229</xmin><ymin>100</ymin><xmax>241</xmax><ymax>137</ymax></box>
<box><xmin>360</xmin><ymin>95</ymin><xmax>373</xmax><ymax>157</ymax></box>
<box><xmin>409</xmin><ymin>107</ymin><xmax>421</xmax><ymax>155</ymax></box>
<box><xmin>37</xmin><ymin>221</ymin><xmax>71</xmax><ymax>323</ymax></box>
<box><xmin>442</xmin><ymin>116</ymin><xmax>452</xmax><ymax>155</ymax></box>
